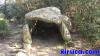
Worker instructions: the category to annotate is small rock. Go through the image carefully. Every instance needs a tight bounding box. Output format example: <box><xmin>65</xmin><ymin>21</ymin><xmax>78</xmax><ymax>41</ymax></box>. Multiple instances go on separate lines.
<box><xmin>74</xmin><ymin>41</ymin><xmax>82</xmax><ymax>48</ymax></box>
<box><xmin>16</xmin><ymin>52</ymin><xmax>28</xmax><ymax>56</ymax></box>
<box><xmin>0</xmin><ymin>53</ymin><xmax>5</xmax><ymax>56</ymax></box>
<box><xmin>56</xmin><ymin>45</ymin><xmax>64</xmax><ymax>49</ymax></box>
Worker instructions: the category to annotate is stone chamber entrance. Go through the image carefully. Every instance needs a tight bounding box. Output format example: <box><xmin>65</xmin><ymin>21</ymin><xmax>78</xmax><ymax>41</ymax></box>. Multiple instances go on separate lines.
<box><xmin>29</xmin><ymin>20</ymin><xmax>65</xmax><ymax>56</ymax></box>
<box><xmin>31</xmin><ymin>20</ymin><xmax>64</xmax><ymax>43</ymax></box>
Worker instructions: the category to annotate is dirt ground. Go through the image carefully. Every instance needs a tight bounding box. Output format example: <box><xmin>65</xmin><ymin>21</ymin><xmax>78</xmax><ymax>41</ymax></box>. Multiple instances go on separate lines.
<box><xmin>0</xmin><ymin>23</ymin><xmax>97</xmax><ymax>56</ymax></box>
<box><xmin>0</xmin><ymin>24</ymin><xmax>23</xmax><ymax>56</ymax></box>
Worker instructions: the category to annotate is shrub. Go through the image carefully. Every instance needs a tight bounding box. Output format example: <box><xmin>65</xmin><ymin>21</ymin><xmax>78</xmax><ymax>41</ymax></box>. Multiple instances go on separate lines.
<box><xmin>73</xmin><ymin>0</ymin><xmax>100</xmax><ymax>42</ymax></box>
<box><xmin>0</xmin><ymin>13</ymin><xmax>9</xmax><ymax>36</ymax></box>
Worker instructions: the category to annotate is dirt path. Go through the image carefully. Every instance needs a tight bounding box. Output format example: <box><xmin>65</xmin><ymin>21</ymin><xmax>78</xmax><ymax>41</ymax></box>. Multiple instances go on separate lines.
<box><xmin>0</xmin><ymin>24</ymin><xmax>23</xmax><ymax>56</ymax></box>
<box><xmin>29</xmin><ymin>38</ymin><xmax>64</xmax><ymax>56</ymax></box>
<box><xmin>0</xmin><ymin>23</ymin><xmax>96</xmax><ymax>56</ymax></box>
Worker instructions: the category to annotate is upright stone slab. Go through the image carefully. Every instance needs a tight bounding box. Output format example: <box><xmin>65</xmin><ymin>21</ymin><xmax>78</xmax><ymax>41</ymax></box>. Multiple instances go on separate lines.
<box><xmin>22</xmin><ymin>24</ymin><xmax>32</xmax><ymax>50</ymax></box>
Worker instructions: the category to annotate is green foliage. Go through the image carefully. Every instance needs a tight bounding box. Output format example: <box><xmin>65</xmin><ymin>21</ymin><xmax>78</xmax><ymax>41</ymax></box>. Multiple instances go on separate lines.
<box><xmin>0</xmin><ymin>13</ymin><xmax>9</xmax><ymax>35</ymax></box>
<box><xmin>0</xmin><ymin>4</ymin><xmax>26</xmax><ymax>24</ymax></box>
<box><xmin>0</xmin><ymin>18</ymin><xmax>8</xmax><ymax>33</ymax></box>
<box><xmin>73</xmin><ymin>0</ymin><xmax>100</xmax><ymax>42</ymax></box>
<box><xmin>2</xmin><ymin>4</ymin><xmax>24</xmax><ymax>17</ymax></box>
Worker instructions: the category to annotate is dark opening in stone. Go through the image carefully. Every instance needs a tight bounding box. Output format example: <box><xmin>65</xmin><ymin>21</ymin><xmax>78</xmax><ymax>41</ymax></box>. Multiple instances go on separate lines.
<box><xmin>31</xmin><ymin>20</ymin><xmax>64</xmax><ymax>44</ymax></box>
